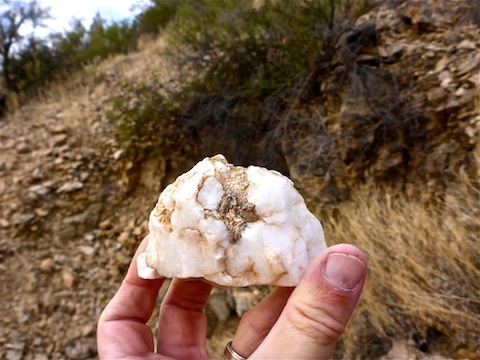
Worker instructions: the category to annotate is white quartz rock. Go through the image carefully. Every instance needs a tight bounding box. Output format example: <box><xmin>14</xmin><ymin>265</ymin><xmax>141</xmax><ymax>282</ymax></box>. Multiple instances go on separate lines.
<box><xmin>137</xmin><ymin>154</ymin><xmax>327</xmax><ymax>287</ymax></box>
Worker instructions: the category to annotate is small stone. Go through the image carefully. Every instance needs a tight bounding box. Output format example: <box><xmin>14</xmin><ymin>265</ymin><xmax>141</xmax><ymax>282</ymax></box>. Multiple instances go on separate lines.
<box><xmin>108</xmin><ymin>266</ymin><xmax>120</xmax><ymax>278</ymax></box>
<box><xmin>79</xmin><ymin>172</ymin><xmax>89</xmax><ymax>182</ymax></box>
<box><xmin>427</xmin><ymin>87</ymin><xmax>448</xmax><ymax>104</ymax></box>
<box><xmin>456</xmin><ymin>348</ymin><xmax>479</xmax><ymax>359</ymax></box>
<box><xmin>28</xmin><ymin>184</ymin><xmax>51</xmax><ymax>196</ymax></box>
<box><xmin>81</xmin><ymin>324</ymin><xmax>94</xmax><ymax>337</ymax></box>
<box><xmin>8</xmin><ymin>202</ymin><xmax>19</xmax><ymax>211</ymax></box>
<box><xmin>438</xmin><ymin>70</ymin><xmax>450</xmax><ymax>81</ymax></box>
<box><xmin>112</xmin><ymin>149</ymin><xmax>124</xmax><ymax>161</ymax></box>
<box><xmin>0</xmin><ymin>161</ymin><xmax>12</xmax><ymax>174</ymax></box>
<box><xmin>40</xmin><ymin>148</ymin><xmax>53</xmax><ymax>157</ymax></box>
<box><xmin>440</xmin><ymin>78</ymin><xmax>451</xmax><ymax>88</ymax></box>
<box><xmin>32</xmin><ymin>167</ymin><xmax>44</xmax><ymax>180</ymax></box>
<box><xmin>115</xmin><ymin>251</ymin><xmax>132</xmax><ymax>266</ymax></box>
<box><xmin>377</xmin><ymin>46</ymin><xmax>388</xmax><ymax>58</ymax></box>
<box><xmin>33</xmin><ymin>354</ymin><xmax>49</xmax><ymax>360</ymax></box>
<box><xmin>457</xmin><ymin>39</ymin><xmax>476</xmax><ymax>50</ymax></box>
<box><xmin>455</xmin><ymin>87</ymin><xmax>465</xmax><ymax>96</ymax></box>
<box><xmin>378</xmin><ymin>44</ymin><xmax>403</xmax><ymax>63</ymax></box>
<box><xmin>57</xmin><ymin>145</ymin><xmax>70</xmax><ymax>154</ymax></box>
<box><xmin>0</xmin><ymin>218</ymin><xmax>9</xmax><ymax>227</ymax></box>
<box><xmin>64</xmin><ymin>338</ymin><xmax>95</xmax><ymax>360</ymax></box>
<box><xmin>232</xmin><ymin>287</ymin><xmax>265</xmax><ymax>316</ymax></box>
<box><xmin>440</xmin><ymin>98</ymin><xmax>460</xmax><ymax>112</ymax></box>
<box><xmin>34</xmin><ymin>208</ymin><xmax>49</xmax><ymax>217</ymax></box>
<box><xmin>18</xmin><ymin>313</ymin><xmax>30</xmax><ymax>324</ymax></box>
<box><xmin>84</xmin><ymin>233</ymin><xmax>95</xmax><ymax>242</ymax></box>
<box><xmin>3</xmin><ymin>138</ymin><xmax>15</xmax><ymax>150</ymax></box>
<box><xmin>56</xmin><ymin>181</ymin><xmax>83</xmax><ymax>193</ymax></box>
<box><xmin>117</xmin><ymin>232</ymin><xmax>134</xmax><ymax>247</ymax></box>
<box><xmin>56</xmin><ymin>200</ymin><xmax>71</xmax><ymax>209</ymax></box>
<box><xmin>356</xmin><ymin>54</ymin><xmax>379</xmax><ymax>65</ymax></box>
<box><xmin>133</xmin><ymin>226</ymin><xmax>144</xmax><ymax>236</ymax></box>
<box><xmin>23</xmin><ymin>281</ymin><xmax>35</xmax><ymax>293</ymax></box>
<box><xmin>13</xmin><ymin>214</ymin><xmax>35</xmax><ymax>225</ymax></box>
<box><xmin>5</xmin><ymin>342</ymin><xmax>25</xmax><ymax>360</ymax></box>
<box><xmin>443</xmin><ymin>30</ymin><xmax>461</xmax><ymax>46</ymax></box>
<box><xmin>465</xmin><ymin>125</ymin><xmax>477</xmax><ymax>139</ymax></box>
<box><xmin>434</xmin><ymin>56</ymin><xmax>450</xmax><ymax>73</ymax></box>
<box><xmin>381</xmin><ymin>340</ymin><xmax>416</xmax><ymax>359</ymax></box>
<box><xmin>457</xmin><ymin>55</ymin><xmax>480</xmax><ymax>76</ymax></box>
<box><xmin>467</xmin><ymin>72</ymin><xmax>480</xmax><ymax>86</ymax></box>
<box><xmin>78</xmin><ymin>245</ymin><xmax>96</xmax><ymax>256</ymax></box>
<box><xmin>207</xmin><ymin>290</ymin><xmax>232</xmax><ymax>323</ymax></box>
<box><xmin>62</xmin><ymin>270</ymin><xmax>75</xmax><ymax>288</ymax></box>
<box><xmin>70</xmin><ymin>161</ymin><xmax>82</xmax><ymax>169</ymax></box>
<box><xmin>50</xmin><ymin>134</ymin><xmax>67</xmax><ymax>147</ymax></box>
<box><xmin>51</xmin><ymin>124</ymin><xmax>67</xmax><ymax>134</ymax></box>
<box><xmin>99</xmin><ymin>219</ymin><xmax>112</xmax><ymax>230</ymax></box>
<box><xmin>16</xmin><ymin>142</ymin><xmax>31</xmax><ymax>154</ymax></box>
<box><xmin>457</xmin><ymin>89</ymin><xmax>476</xmax><ymax>105</ymax></box>
<box><xmin>40</xmin><ymin>258</ymin><xmax>55</xmax><ymax>272</ymax></box>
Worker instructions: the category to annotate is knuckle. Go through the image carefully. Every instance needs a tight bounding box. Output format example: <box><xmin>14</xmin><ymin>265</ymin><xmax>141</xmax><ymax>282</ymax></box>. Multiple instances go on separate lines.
<box><xmin>287</xmin><ymin>298</ymin><xmax>346</xmax><ymax>344</ymax></box>
<box><xmin>242</xmin><ymin>309</ymin><xmax>271</xmax><ymax>338</ymax></box>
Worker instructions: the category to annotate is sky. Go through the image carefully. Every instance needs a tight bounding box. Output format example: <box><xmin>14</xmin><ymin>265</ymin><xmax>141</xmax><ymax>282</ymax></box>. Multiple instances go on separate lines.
<box><xmin>20</xmin><ymin>0</ymin><xmax>143</xmax><ymax>38</ymax></box>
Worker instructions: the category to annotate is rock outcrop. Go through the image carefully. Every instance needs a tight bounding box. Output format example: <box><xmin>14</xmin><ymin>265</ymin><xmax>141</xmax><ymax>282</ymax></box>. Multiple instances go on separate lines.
<box><xmin>282</xmin><ymin>0</ymin><xmax>479</xmax><ymax>212</ymax></box>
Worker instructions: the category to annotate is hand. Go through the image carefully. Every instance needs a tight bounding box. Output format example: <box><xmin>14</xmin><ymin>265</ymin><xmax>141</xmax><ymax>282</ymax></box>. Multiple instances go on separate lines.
<box><xmin>97</xmin><ymin>236</ymin><xmax>367</xmax><ymax>359</ymax></box>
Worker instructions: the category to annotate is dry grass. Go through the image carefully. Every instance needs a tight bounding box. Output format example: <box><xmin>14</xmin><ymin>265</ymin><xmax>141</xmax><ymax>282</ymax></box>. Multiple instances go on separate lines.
<box><xmin>323</xmin><ymin>163</ymin><xmax>480</xmax><ymax>355</ymax></box>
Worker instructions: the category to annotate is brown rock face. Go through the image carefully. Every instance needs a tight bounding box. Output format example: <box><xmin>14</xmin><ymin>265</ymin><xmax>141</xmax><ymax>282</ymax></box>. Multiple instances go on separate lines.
<box><xmin>282</xmin><ymin>0</ymin><xmax>479</xmax><ymax>212</ymax></box>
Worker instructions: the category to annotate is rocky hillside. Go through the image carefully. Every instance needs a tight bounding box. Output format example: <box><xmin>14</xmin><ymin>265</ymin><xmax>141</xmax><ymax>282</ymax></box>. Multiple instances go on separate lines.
<box><xmin>282</xmin><ymin>0</ymin><xmax>479</xmax><ymax>214</ymax></box>
<box><xmin>1</xmin><ymin>1</ymin><xmax>478</xmax><ymax>359</ymax></box>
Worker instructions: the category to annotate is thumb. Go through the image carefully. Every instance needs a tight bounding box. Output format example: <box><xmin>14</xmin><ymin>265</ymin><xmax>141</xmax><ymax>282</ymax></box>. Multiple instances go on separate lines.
<box><xmin>251</xmin><ymin>244</ymin><xmax>367</xmax><ymax>359</ymax></box>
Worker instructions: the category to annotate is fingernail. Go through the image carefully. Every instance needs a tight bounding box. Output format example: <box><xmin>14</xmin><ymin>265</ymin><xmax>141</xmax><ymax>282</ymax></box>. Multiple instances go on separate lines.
<box><xmin>325</xmin><ymin>253</ymin><xmax>366</xmax><ymax>291</ymax></box>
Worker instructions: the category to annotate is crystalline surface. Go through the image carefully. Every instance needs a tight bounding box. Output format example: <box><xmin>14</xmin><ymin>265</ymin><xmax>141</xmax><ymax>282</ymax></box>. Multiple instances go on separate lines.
<box><xmin>137</xmin><ymin>154</ymin><xmax>327</xmax><ymax>287</ymax></box>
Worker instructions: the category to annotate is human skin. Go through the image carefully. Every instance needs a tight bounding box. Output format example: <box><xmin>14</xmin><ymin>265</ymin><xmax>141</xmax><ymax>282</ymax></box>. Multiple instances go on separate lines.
<box><xmin>97</xmin><ymin>236</ymin><xmax>367</xmax><ymax>359</ymax></box>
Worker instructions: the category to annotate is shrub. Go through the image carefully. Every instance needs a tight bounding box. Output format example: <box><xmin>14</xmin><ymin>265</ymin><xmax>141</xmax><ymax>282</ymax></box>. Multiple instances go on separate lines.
<box><xmin>8</xmin><ymin>36</ymin><xmax>59</xmax><ymax>93</ymax></box>
<box><xmin>133</xmin><ymin>0</ymin><xmax>361</xmax><ymax>170</ymax></box>
<box><xmin>107</xmin><ymin>84</ymin><xmax>182</xmax><ymax>161</ymax></box>
<box><xmin>170</xmin><ymin>0</ymin><xmax>339</xmax><ymax>96</ymax></box>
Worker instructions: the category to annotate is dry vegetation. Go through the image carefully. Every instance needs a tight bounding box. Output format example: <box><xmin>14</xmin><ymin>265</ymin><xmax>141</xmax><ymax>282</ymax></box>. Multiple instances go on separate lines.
<box><xmin>323</xmin><ymin>157</ymin><xmax>480</xmax><ymax>355</ymax></box>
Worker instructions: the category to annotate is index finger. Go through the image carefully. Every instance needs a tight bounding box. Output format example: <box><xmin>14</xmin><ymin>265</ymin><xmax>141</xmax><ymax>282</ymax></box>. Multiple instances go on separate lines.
<box><xmin>102</xmin><ymin>236</ymin><xmax>164</xmax><ymax>323</ymax></box>
<box><xmin>97</xmin><ymin>236</ymin><xmax>165</xmax><ymax>357</ymax></box>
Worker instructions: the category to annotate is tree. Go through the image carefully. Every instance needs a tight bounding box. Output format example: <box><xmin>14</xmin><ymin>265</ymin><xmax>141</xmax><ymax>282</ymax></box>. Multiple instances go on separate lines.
<box><xmin>0</xmin><ymin>0</ymin><xmax>50</xmax><ymax>90</ymax></box>
<box><xmin>134</xmin><ymin>0</ymin><xmax>179</xmax><ymax>36</ymax></box>
<box><xmin>8</xmin><ymin>36</ymin><xmax>57</xmax><ymax>92</ymax></box>
<box><xmin>50</xmin><ymin>19</ymin><xmax>87</xmax><ymax>67</ymax></box>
